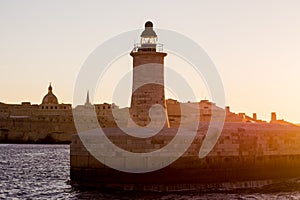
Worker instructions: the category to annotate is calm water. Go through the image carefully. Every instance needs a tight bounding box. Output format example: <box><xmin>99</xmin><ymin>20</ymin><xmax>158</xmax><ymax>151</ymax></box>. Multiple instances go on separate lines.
<box><xmin>1</xmin><ymin>144</ymin><xmax>300</xmax><ymax>199</ymax></box>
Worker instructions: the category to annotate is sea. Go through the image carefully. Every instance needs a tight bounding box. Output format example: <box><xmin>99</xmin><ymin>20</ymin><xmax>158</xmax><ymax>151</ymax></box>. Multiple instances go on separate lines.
<box><xmin>1</xmin><ymin>144</ymin><xmax>300</xmax><ymax>200</ymax></box>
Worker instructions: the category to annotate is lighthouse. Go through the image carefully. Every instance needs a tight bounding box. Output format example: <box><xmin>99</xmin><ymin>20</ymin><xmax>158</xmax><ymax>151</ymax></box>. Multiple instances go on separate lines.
<box><xmin>129</xmin><ymin>21</ymin><xmax>169</xmax><ymax>128</ymax></box>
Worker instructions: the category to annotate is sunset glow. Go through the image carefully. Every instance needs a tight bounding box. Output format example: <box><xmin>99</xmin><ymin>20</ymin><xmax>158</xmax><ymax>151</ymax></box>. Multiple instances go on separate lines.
<box><xmin>0</xmin><ymin>0</ymin><xmax>299</xmax><ymax>123</ymax></box>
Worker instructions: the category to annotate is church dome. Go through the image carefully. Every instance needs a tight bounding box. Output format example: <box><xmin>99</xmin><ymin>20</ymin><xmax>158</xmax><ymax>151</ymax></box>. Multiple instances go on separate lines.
<box><xmin>42</xmin><ymin>83</ymin><xmax>58</xmax><ymax>104</ymax></box>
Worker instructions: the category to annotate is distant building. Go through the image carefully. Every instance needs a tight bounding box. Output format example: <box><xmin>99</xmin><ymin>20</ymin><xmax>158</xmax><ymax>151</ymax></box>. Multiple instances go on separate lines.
<box><xmin>40</xmin><ymin>83</ymin><xmax>71</xmax><ymax>110</ymax></box>
<box><xmin>0</xmin><ymin>84</ymin><xmax>118</xmax><ymax>143</ymax></box>
<box><xmin>270</xmin><ymin>112</ymin><xmax>294</xmax><ymax>126</ymax></box>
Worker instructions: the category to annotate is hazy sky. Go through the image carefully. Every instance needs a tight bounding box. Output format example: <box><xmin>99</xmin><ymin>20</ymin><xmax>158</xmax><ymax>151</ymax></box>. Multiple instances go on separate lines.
<box><xmin>1</xmin><ymin>0</ymin><xmax>300</xmax><ymax>123</ymax></box>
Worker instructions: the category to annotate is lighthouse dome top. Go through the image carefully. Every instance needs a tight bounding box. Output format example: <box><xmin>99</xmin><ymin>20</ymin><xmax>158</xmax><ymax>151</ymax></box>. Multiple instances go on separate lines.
<box><xmin>145</xmin><ymin>21</ymin><xmax>153</xmax><ymax>28</ymax></box>
<box><xmin>140</xmin><ymin>21</ymin><xmax>157</xmax><ymax>38</ymax></box>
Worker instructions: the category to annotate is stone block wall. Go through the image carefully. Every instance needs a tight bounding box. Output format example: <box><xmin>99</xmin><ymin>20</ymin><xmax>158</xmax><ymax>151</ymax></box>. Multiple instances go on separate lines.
<box><xmin>70</xmin><ymin>123</ymin><xmax>300</xmax><ymax>190</ymax></box>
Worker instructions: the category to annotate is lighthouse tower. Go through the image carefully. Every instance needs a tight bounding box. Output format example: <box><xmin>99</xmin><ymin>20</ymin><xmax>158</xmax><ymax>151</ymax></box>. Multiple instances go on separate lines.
<box><xmin>130</xmin><ymin>21</ymin><xmax>169</xmax><ymax>128</ymax></box>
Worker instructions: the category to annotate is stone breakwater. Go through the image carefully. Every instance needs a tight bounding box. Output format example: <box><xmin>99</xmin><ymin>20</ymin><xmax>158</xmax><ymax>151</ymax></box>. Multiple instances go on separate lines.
<box><xmin>70</xmin><ymin>122</ymin><xmax>300</xmax><ymax>191</ymax></box>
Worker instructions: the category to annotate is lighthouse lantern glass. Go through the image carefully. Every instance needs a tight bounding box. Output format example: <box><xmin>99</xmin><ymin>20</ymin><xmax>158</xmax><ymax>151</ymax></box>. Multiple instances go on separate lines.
<box><xmin>141</xmin><ymin>36</ymin><xmax>157</xmax><ymax>45</ymax></box>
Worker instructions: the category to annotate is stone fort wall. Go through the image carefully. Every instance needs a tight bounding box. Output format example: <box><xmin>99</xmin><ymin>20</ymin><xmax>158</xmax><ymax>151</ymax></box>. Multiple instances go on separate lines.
<box><xmin>0</xmin><ymin>102</ymin><xmax>117</xmax><ymax>143</ymax></box>
<box><xmin>0</xmin><ymin>99</ymin><xmax>295</xmax><ymax>143</ymax></box>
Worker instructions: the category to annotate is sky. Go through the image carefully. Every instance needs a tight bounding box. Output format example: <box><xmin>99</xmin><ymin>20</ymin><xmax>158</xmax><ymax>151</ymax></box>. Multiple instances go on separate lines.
<box><xmin>0</xmin><ymin>0</ymin><xmax>300</xmax><ymax>123</ymax></box>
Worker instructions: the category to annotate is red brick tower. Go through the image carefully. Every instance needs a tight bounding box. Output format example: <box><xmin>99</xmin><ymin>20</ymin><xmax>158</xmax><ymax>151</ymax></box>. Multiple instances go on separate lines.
<box><xmin>130</xmin><ymin>21</ymin><xmax>169</xmax><ymax>127</ymax></box>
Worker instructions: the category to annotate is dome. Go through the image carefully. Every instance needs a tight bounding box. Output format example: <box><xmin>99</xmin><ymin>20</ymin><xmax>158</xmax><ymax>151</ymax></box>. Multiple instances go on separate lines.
<box><xmin>42</xmin><ymin>83</ymin><xmax>58</xmax><ymax>104</ymax></box>
<box><xmin>145</xmin><ymin>21</ymin><xmax>153</xmax><ymax>28</ymax></box>
<box><xmin>141</xmin><ymin>21</ymin><xmax>157</xmax><ymax>38</ymax></box>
